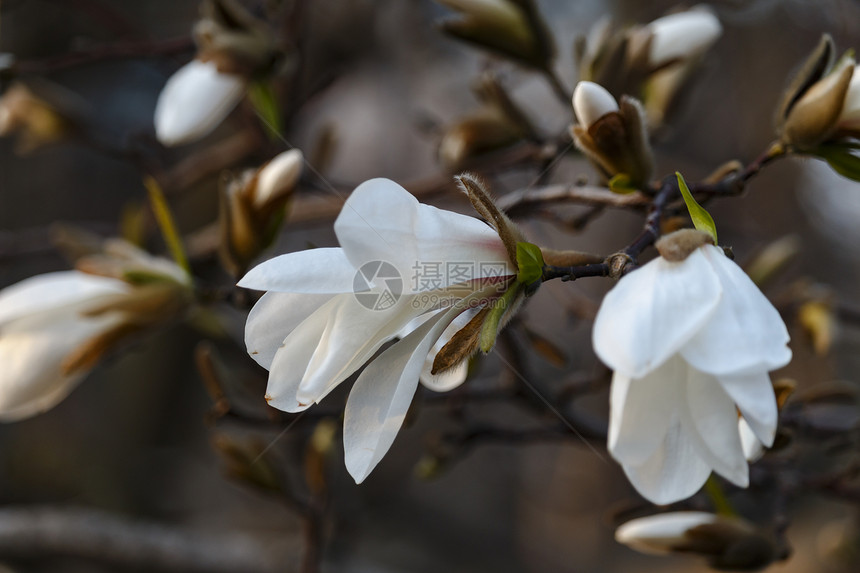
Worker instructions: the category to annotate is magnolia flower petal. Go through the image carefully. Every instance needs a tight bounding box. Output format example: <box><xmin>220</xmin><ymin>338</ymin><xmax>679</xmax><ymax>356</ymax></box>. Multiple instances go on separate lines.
<box><xmin>572</xmin><ymin>81</ymin><xmax>619</xmax><ymax>127</ymax></box>
<box><xmin>238</xmin><ymin>248</ymin><xmax>357</xmax><ymax>293</ymax></box>
<box><xmin>265</xmin><ymin>294</ymin><xmax>430</xmax><ymax>411</ymax></box>
<box><xmin>608</xmin><ymin>356</ymin><xmax>683</xmax><ymax>466</ymax></box>
<box><xmin>0</xmin><ymin>271</ymin><xmax>129</xmax><ymax>326</ymax></box>
<box><xmin>623</xmin><ymin>416</ymin><xmax>712</xmax><ymax>505</ymax></box>
<box><xmin>739</xmin><ymin>418</ymin><xmax>765</xmax><ymax>462</ymax></box>
<box><xmin>154</xmin><ymin>59</ymin><xmax>246</xmax><ymax>147</ymax></box>
<box><xmin>838</xmin><ymin>66</ymin><xmax>860</xmax><ymax>129</ymax></box>
<box><xmin>0</xmin><ymin>307</ymin><xmax>123</xmax><ymax>421</ymax></box>
<box><xmin>593</xmin><ymin>248</ymin><xmax>721</xmax><ymax>379</ymax></box>
<box><xmin>646</xmin><ymin>9</ymin><xmax>722</xmax><ymax>66</ymax></box>
<box><xmin>681</xmin><ymin>246</ymin><xmax>791</xmax><ymax>376</ymax></box>
<box><xmin>615</xmin><ymin>511</ymin><xmax>719</xmax><ymax>555</ymax></box>
<box><xmin>244</xmin><ymin>291</ymin><xmax>336</xmax><ymax>370</ymax></box>
<box><xmin>684</xmin><ymin>367</ymin><xmax>749</xmax><ymax>487</ymax></box>
<box><xmin>334</xmin><ymin>178</ymin><xmax>514</xmax><ymax>292</ymax></box>
<box><xmin>343</xmin><ymin>286</ymin><xmax>496</xmax><ymax>483</ymax></box>
<box><xmin>716</xmin><ymin>370</ymin><xmax>778</xmax><ymax>447</ymax></box>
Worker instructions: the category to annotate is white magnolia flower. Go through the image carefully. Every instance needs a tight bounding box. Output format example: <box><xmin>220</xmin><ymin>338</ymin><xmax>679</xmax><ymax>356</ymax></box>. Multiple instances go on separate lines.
<box><xmin>837</xmin><ymin>65</ymin><xmax>860</xmax><ymax>132</ymax></box>
<box><xmin>239</xmin><ymin>178</ymin><xmax>516</xmax><ymax>483</ymax></box>
<box><xmin>154</xmin><ymin>59</ymin><xmax>246</xmax><ymax>146</ymax></box>
<box><xmin>593</xmin><ymin>241</ymin><xmax>791</xmax><ymax>504</ymax></box>
<box><xmin>0</xmin><ymin>243</ymin><xmax>190</xmax><ymax>421</ymax></box>
<box><xmin>616</xmin><ymin>511</ymin><xmax>718</xmax><ymax>554</ymax></box>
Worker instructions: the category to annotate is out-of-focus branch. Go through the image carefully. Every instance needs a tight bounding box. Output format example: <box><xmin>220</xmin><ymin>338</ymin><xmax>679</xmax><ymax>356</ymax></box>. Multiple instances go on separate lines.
<box><xmin>0</xmin><ymin>506</ymin><xmax>294</xmax><ymax>572</ymax></box>
<box><xmin>498</xmin><ymin>183</ymin><xmax>650</xmax><ymax>216</ymax></box>
<box><xmin>14</xmin><ymin>37</ymin><xmax>194</xmax><ymax>74</ymax></box>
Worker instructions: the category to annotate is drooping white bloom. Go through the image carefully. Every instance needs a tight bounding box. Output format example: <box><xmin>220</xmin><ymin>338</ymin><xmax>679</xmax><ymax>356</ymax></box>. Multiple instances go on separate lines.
<box><xmin>0</xmin><ymin>243</ymin><xmax>191</xmax><ymax>422</ymax></box>
<box><xmin>593</xmin><ymin>243</ymin><xmax>791</xmax><ymax>504</ymax></box>
<box><xmin>572</xmin><ymin>81</ymin><xmax>619</xmax><ymax>127</ymax></box>
<box><xmin>154</xmin><ymin>59</ymin><xmax>246</xmax><ymax>147</ymax></box>
<box><xmin>615</xmin><ymin>511</ymin><xmax>718</xmax><ymax>554</ymax></box>
<box><xmin>239</xmin><ymin>178</ymin><xmax>516</xmax><ymax>483</ymax></box>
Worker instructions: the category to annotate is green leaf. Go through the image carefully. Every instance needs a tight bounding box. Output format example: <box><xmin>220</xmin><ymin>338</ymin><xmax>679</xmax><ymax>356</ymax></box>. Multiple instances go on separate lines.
<box><xmin>515</xmin><ymin>241</ymin><xmax>544</xmax><ymax>285</ymax></box>
<box><xmin>144</xmin><ymin>177</ymin><xmax>191</xmax><ymax>276</ymax></box>
<box><xmin>248</xmin><ymin>80</ymin><xmax>282</xmax><ymax>140</ymax></box>
<box><xmin>812</xmin><ymin>144</ymin><xmax>860</xmax><ymax>181</ymax></box>
<box><xmin>676</xmin><ymin>171</ymin><xmax>718</xmax><ymax>244</ymax></box>
<box><xmin>608</xmin><ymin>173</ymin><xmax>636</xmax><ymax>194</ymax></box>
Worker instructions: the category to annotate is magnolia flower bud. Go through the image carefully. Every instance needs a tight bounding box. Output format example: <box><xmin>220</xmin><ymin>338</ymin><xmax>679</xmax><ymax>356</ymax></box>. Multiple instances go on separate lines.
<box><xmin>778</xmin><ymin>35</ymin><xmax>858</xmax><ymax>148</ymax></box>
<box><xmin>572</xmin><ymin>81</ymin><xmax>619</xmax><ymax>127</ymax></box>
<box><xmin>640</xmin><ymin>8</ymin><xmax>723</xmax><ymax>68</ymax></box>
<box><xmin>219</xmin><ymin>149</ymin><xmax>304</xmax><ymax>276</ymax></box>
<box><xmin>615</xmin><ymin>512</ymin><xmax>780</xmax><ymax>569</ymax></box>
<box><xmin>571</xmin><ymin>81</ymin><xmax>654</xmax><ymax>187</ymax></box>
<box><xmin>437</xmin><ymin>0</ymin><xmax>554</xmax><ymax>70</ymax></box>
<box><xmin>154</xmin><ymin>59</ymin><xmax>246</xmax><ymax>146</ymax></box>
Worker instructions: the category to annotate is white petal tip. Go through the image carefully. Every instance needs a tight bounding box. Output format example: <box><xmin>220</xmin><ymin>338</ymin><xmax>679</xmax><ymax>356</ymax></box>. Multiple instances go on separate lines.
<box><xmin>255</xmin><ymin>149</ymin><xmax>304</xmax><ymax>207</ymax></box>
<box><xmin>572</xmin><ymin>81</ymin><xmax>619</xmax><ymax>127</ymax></box>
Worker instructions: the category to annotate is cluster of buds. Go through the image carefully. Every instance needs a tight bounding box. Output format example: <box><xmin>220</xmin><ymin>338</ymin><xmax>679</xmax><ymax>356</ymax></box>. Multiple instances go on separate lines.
<box><xmin>777</xmin><ymin>35</ymin><xmax>860</xmax><ymax>150</ymax></box>
<box><xmin>576</xmin><ymin>6</ymin><xmax>723</xmax><ymax>129</ymax></box>
<box><xmin>155</xmin><ymin>0</ymin><xmax>282</xmax><ymax>146</ymax></box>
<box><xmin>435</xmin><ymin>0</ymin><xmax>554</xmax><ymax>71</ymax></box>
<box><xmin>437</xmin><ymin>73</ymin><xmax>534</xmax><ymax>171</ymax></box>
<box><xmin>0</xmin><ymin>239</ymin><xmax>192</xmax><ymax>421</ymax></box>
<box><xmin>219</xmin><ymin>148</ymin><xmax>304</xmax><ymax>276</ymax></box>
<box><xmin>571</xmin><ymin>81</ymin><xmax>654</xmax><ymax>190</ymax></box>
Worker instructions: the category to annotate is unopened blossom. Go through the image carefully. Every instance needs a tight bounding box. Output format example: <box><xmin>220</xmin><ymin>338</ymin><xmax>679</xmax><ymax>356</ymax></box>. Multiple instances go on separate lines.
<box><xmin>154</xmin><ymin>0</ymin><xmax>278</xmax><ymax>146</ymax></box>
<box><xmin>239</xmin><ymin>178</ymin><xmax>518</xmax><ymax>483</ymax></box>
<box><xmin>0</xmin><ymin>242</ymin><xmax>191</xmax><ymax>421</ymax></box>
<box><xmin>616</xmin><ymin>511</ymin><xmax>780</xmax><ymax>569</ymax></box>
<box><xmin>219</xmin><ymin>148</ymin><xmax>304</xmax><ymax>276</ymax></box>
<box><xmin>571</xmin><ymin>81</ymin><xmax>654</xmax><ymax>188</ymax></box>
<box><xmin>593</xmin><ymin>231</ymin><xmax>791</xmax><ymax>504</ymax></box>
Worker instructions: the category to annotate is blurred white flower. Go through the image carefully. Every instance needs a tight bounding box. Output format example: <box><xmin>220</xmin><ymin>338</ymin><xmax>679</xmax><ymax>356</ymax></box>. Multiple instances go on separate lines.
<box><xmin>616</xmin><ymin>511</ymin><xmax>718</xmax><ymax>554</ymax></box>
<box><xmin>636</xmin><ymin>8</ymin><xmax>723</xmax><ymax>69</ymax></box>
<box><xmin>0</xmin><ymin>245</ymin><xmax>190</xmax><ymax>421</ymax></box>
<box><xmin>593</xmin><ymin>240</ymin><xmax>791</xmax><ymax>504</ymax></box>
<box><xmin>239</xmin><ymin>178</ymin><xmax>516</xmax><ymax>483</ymax></box>
<box><xmin>837</xmin><ymin>64</ymin><xmax>860</xmax><ymax>132</ymax></box>
<box><xmin>154</xmin><ymin>59</ymin><xmax>246</xmax><ymax>147</ymax></box>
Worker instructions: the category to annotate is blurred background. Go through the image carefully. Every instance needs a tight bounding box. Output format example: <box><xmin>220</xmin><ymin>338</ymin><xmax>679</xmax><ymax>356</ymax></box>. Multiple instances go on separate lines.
<box><xmin>1</xmin><ymin>0</ymin><xmax>860</xmax><ymax>571</ymax></box>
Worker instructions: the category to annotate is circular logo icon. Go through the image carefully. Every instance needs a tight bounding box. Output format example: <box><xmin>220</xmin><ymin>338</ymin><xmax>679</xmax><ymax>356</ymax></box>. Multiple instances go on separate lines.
<box><xmin>353</xmin><ymin>261</ymin><xmax>403</xmax><ymax>310</ymax></box>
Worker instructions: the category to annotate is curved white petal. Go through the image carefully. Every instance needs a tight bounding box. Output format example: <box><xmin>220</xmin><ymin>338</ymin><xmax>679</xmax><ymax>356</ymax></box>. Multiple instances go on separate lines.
<box><xmin>683</xmin><ymin>367</ymin><xmax>748</xmax><ymax>487</ymax></box>
<box><xmin>593</xmin><ymin>248</ymin><xmax>722</xmax><ymax>379</ymax></box>
<box><xmin>615</xmin><ymin>511</ymin><xmax>718</xmax><ymax>555</ymax></box>
<box><xmin>622</xmin><ymin>416</ymin><xmax>712</xmax><ymax>505</ymax></box>
<box><xmin>154</xmin><ymin>59</ymin><xmax>246</xmax><ymax>147</ymax></box>
<box><xmin>0</xmin><ymin>272</ymin><xmax>128</xmax><ymax>326</ymax></box>
<box><xmin>716</xmin><ymin>370</ymin><xmax>778</xmax><ymax>447</ymax></box>
<box><xmin>680</xmin><ymin>245</ymin><xmax>791</xmax><ymax>376</ymax></box>
<box><xmin>255</xmin><ymin>149</ymin><xmax>304</xmax><ymax>208</ymax></box>
<box><xmin>334</xmin><ymin>178</ymin><xmax>514</xmax><ymax>292</ymax></box>
<box><xmin>343</xmin><ymin>286</ymin><xmax>496</xmax><ymax>483</ymax></box>
<box><xmin>238</xmin><ymin>248</ymin><xmax>357</xmax><ymax>294</ymax></box>
<box><xmin>608</xmin><ymin>356</ymin><xmax>684</xmax><ymax>466</ymax></box>
<box><xmin>0</xmin><ymin>306</ymin><xmax>122</xmax><ymax>421</ymax></box>
<box><xmin>265</xmin><ymin>294</ymin><xmax>429</xmax><ymax>412</ymax></box>
<box><xmin>646</xmin><ymin>9</ymin><xmax>722</xmax><ymax>66</ymax></box>
<box><xmin>244</xmin><ymin>291</ymin><xmax>335</xmax><ymax>370</ymax></box>
<box><xmin>838</xmin><ymin>66</ymin><xmax>860</xmax><ymax>129</ymax></box>
<box><xmin>739</xmin><ymin>418</ymin><xmax>765</xmax><ymax>462</ymax></box>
